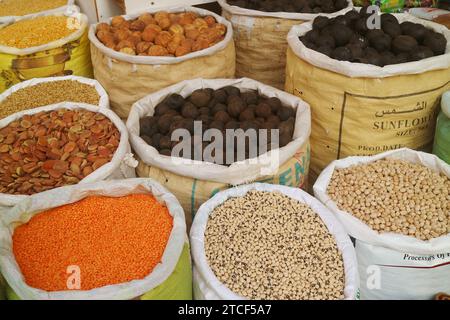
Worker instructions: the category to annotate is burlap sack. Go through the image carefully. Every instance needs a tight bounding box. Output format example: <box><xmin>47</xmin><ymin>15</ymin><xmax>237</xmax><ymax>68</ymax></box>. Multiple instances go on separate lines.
<box><xmin>285</xmin><ymin>14</ymin><xmax>450</xmax><ymax>179</ymax></box>
<box><xmin>89</xmin><ymin>7</ymin><xmax>236</xmax><ymax>119</ymax></box>
<box><xmin>218</xmin><ymin>0</ymin><xmax>352</xmax><ymax>90</ymax></box>
<box><xmin>126</xmin><ymin>78</ymin><xmax>311</xmax><ymax>224</ymax></box>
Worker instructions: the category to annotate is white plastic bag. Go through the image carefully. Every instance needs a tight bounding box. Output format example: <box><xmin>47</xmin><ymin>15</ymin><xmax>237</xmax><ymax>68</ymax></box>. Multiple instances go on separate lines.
<box><xmin>0</xmin><ymin>178</ymin><xmax>187</xmax><ymax>300</ymax></box>
<box><xmin>190</xmin><ymin>182</ymin><xmax>360</xmax><ymax>300</ymax></box>
<box><xmin>0</xmin><ymin>75</ymin><xmax>110</xmax><ymax>110</ymax></box>
<box><xmin>0</xmin><ymin>102</ymin><xmax>136</xmax><ymax>209</ymax></box>
<box><xmin>127</xmin><ymin>77</ymin><xmax>311</xmax><ymax>185</ymax></box>
<box><xmin>313</xmin><ymin>148</ymin><xmax>450</xmax><ymax>300</ymax></box>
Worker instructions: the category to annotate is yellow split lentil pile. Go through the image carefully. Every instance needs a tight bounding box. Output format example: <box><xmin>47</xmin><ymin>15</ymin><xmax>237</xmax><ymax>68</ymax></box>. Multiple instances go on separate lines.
<box><xmin>0</xmin><ymin>16</ymin><xmax>78</xmax><ymax>49</ymax></box>
<box><xmin>0</xmin><ymin>80</ymin><xmax>100</xmax><ymax>119</ymax></box>
<box><xmin>0</xmin><ymin>0</ymin><xmax>67</xmax><ymax>17</ymax></box>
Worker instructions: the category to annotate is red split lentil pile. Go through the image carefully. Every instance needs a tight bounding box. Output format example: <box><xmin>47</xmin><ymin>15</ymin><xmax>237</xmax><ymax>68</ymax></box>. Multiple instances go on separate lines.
<box><xmin>13</xmin><ymin>194</ymin><xmax>173</xmax><ymax>291</ymax></box>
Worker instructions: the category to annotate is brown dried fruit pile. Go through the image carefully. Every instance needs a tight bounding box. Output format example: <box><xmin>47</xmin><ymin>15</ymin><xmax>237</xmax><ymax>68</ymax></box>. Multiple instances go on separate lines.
<box><xmin>0</xmin><ymin>80</ymin><xmax>101</xmax><ymax>120</ymax></box>
<box><xmin>0</xmin><ymin>109</ymin><xmax>120</xmax><ymax>195</ymax></box>
<box><xmin>96</xmin><ymin>11</ymin><xmax>227</xmax><ymax>57</ymax></box>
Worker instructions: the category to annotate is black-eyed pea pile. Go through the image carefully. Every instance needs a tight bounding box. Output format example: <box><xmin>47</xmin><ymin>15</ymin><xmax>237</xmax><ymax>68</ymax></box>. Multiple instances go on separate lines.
<box><xmin>327</xmin><ymin>159</ymin><xmax>450</xmax><ymax>241</ymax></box>
<box><xmin>204</xmin><ymin>190</ymin><xmax>345</xmax><ymax>300</ymax></box>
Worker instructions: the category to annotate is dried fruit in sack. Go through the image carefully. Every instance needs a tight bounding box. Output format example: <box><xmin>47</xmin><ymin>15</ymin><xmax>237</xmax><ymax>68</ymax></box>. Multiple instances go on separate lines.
<box><xmin>327</xmin><ymin>159</ymin><xmax>450</xmax><ymax>241</ymax></box>
<box><xmin>300</xmin><ymin>8</ymin><xmax>448</xmax><ymax>66</ymax></box>
<box><xmin>204</xmin><ymin>190</ymin><xmax>345</xmax><ymax>300</ymax></box>
<box><xmin>0</xmin><ymin>109</ymin><xmax>120</xmax><ymax>195</ymax></box>
<box><xmin>139</xmin><ymin>86</ymin><xmax>295</xmax><ymax>164</ymax></box>
<box><xmin>13</xmin><ymin>194</ymin><xmax>173</xmax><ymax>291</ymax></box>
<box><xmin>0</xmin><ymin>80</ymin><xmax>100</xmax><ymax>119</ymax></box>
<box><xmin>0</xmin><ymin>16</ymin><xmax>79</xmax><ymax>49</ymax></box>
<box><xmin>96</xmin><ymin>11</ymin><xmax>227</xmax><ymax>57</ymax></box>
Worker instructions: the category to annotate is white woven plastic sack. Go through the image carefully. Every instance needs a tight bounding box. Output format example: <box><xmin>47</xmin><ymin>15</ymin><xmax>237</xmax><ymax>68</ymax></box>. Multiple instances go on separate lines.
<box><xmin>287</xmin><ymin>13</ymin><xmax>450</xmax><ymax>78</ymax></box>
<box><xmin>0</xmin><ymin>75</ymin><xmax>110</xmax><ymax>110</ymax></box>
<box><xmin>0</xmin><ymin>1</ymin><xmax>75</xmax><ymax>25</ymax></box>
<box><xmin>88</xmin><ymin>6</ymin><xmax>233</xmax><ymax>66</ymax></box>
<box><xmin>0</xmin><ymin>102</ymin><xmax>136</xmax><ymax>209</ymax></box>
<box><xmin>0</xmin><ymin>178</ymin><xmax>186</xmax><ymax>300</ymax></box>
<box><xmin>127</xmin><ymin>77</ymin><xmax>311</xmax><ymax>185</ymax></box>
<box><xmin>313</xmin><ymin>148</ymin><xmax>450</xmax><ymax>299</ymax></box>
<box><xmin>0</xmin><ymin>6</ymin><xmax>87</xmax><ymax>56</ymax></box>
<box><xmin>218</xmin><ymin>0</ymin><xmax>353</xmax><ymax>20</ymax></box>
<box><xmin>190</xmin><ymin>183</ymin><xmax>360</xmax><ymax>300</ymax></box>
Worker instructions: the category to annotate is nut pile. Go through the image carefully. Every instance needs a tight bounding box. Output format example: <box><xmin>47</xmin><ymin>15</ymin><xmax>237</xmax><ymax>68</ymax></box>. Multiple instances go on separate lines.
<box><xmin>0</xmin><ymin>0</ymin><xmax>67</xmax><ymax>17</ymax></box>
<box><xmin>327</xmin><ymin>159</ymin><xmax>450</xmax><ymax>240</ymax></box>
<box><xmin>204</xmin><ymin>190</ymin><xmax>345</xmax><ymax>300</ymax></box>
<box><xmin>301</xmin><ymin>8</ymin><xmax>447</xmax><ymax>66</ymax></box>
<box><xmin>139</xmin><ymin>86</ymin><xmax>295</xmax><ymax>162</ymax></box>
<box><xmin>95</xmin><ymin>11</ymin><xmax>227</xmax><ymax>57</ymax></box>
<box><xmin>0</xmin><ymin>109</ymin><xmax>120</xmax><ymax>195</ymax></box>
<box><xmin>228</xmin><ymin>0</ymin><xmax>348</xmax><ymax>13</ymax></box>
<box><xmin>0</xmin><ymin>80</ymin><xmax>101</xmax><ymax>120</ymax></box>
<box><xmin>0</xmin><ymin>16</ymin><xmax>79</xmax><ymax>49</ymax></box>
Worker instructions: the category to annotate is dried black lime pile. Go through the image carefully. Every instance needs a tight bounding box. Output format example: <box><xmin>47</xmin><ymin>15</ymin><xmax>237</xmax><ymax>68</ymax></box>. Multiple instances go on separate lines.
<box><xmin>300</xmin><ymin>7</ymin><xmax>447</xmax><ymax>66</ymax></box>
<box><xmin>228</xmin><ymin>0</ymin><xmax>349</xmax><ymax>14</ymax></box>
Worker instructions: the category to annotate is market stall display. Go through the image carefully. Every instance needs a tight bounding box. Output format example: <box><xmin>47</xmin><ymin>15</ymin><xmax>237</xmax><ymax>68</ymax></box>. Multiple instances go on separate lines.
<box><xmin>0</xmin><ymin>179</ymin><xmax>192</xmax><ymax>300</ymax></box>
<box><xmin>286</xmin><ymin>12</ymin><xmax>450</xmax><ymax>179</ymax></box>
<box><xmin>127</xmin><ymin>78</ymin><xmax>311</xmax><ymax>222</ymax></box>
<box><xmin>190</xmin><ymin>183</ymin><xmax>359</xmax><ymax>300</ymax></box>
<box><xmin>0</xmin><ymin>102</ymin><xmax>136</xmax><ymax>209</ymax></box>
<box><xmin>89</xmin><ymin>7</ymin><xmax>235</xmax><ymax>119</ymax></box>
<box><xmin>0</xmin><ymin>76</ymin><xmax>109</xmax><ymax>120</ymax></box>
<box><xmin>218</xmin><ymin>0</ymin><xmax>352</xmax><ymax>89</ymax></box>
<box><xmin>433</xmin><ymin>91</ymin><xmax>450</xmax><ymax>164</ymax></box>
<box><xmin>314</xmin><ymin>148</ymin><xmax>450</xmax><ymax>299</ymax></box>
<box><xmin>0</xmin><ymin>9</ymin><xmax>93</xmax><ymax>93</ymax></box>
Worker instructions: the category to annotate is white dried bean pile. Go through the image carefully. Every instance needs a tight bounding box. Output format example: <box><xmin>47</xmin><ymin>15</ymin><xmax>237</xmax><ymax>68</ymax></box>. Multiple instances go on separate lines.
<box><xmin>327</xmin><ymin>159</ymin><xmax>450</xmax><ymax>241</ymax></box>
<box><xmin>204</xmin><ymin>190</ymin><xmax>345</xmax><ymax>300</ymax></box>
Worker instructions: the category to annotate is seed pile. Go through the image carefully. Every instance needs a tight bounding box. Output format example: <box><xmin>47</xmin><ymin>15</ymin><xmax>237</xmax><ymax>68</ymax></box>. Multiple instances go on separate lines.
<box><xmin>301</xmin><ymin>8</ymin><xmax>447</xmax><ymax>66</ymax></box>
<box><xmin>139</xmin><ymin>86</ymin><xmax>295</xmax><ymax>162</ymax></box>
<box><xmin>13</xmin><ymin>194</ymin><xmax>173</xmax><ymax>291</ymax></box>
<box><xmin>0</xmin><ymin>108</ymin><xmax>120</xmax><ymax>195</ymax></box>
<box><xmin>205</xmin><ymin>190</ymin><xmax>345</xmax><ymax>300</ymax></box>
<box><xmin>327</xmin><ymin>159</ymin><xmax>450</xmax><ymax>240</ymax></box>
<box><xmin>0</xmin><ymin>16</ymin><xmax>78</xmax><ymax>49</ymax></box>
<box><xmin>0</xmin><ymin>0</ymin><xmax>67</xmax><ymax>17</ymax></box>
<box><xmin>0</xmin><ymin>80</ymin><xmax>100</xmax><ymax>119</ymax></box>
<box><xmin>96</xmin><ymin>11</ymin><xmax>227</xmax><ymax>57</ymax></box>
<box><xmin>228</xmin><ymin>0</ymin><xmax>349</xmax><ymax>13</ymax></box>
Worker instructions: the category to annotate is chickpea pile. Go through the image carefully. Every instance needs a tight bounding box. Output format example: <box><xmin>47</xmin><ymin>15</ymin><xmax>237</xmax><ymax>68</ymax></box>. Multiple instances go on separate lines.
<box><xmin>204</xmin><ymin>190</ymin><xmax>345</xmax><ymax>300</ymax></box>
<box><xmin>95</xmin><ymin>11</ymin><xmax>227</xmax><ymax>57</ymax></box>
<box><xmin>327</xmin><ymin>159</ymin><xmax>450</xmax><ymax>241</ymax></box>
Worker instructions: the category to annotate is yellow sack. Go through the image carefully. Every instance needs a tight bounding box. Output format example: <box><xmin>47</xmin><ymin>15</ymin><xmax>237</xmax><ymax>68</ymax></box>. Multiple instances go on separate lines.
<box><xmin>126</xmin><ymin>78</ymin><xmax>312</xmax><ymax>224</ymax></box>
<box><xmin>218</xmin><ymin>0</ymin><xmax>352</xmax><ymax>90</ymax></box>
<box><xmin>89</xmin><ymin>7</ymin><xmax>236</xmax><ymax>119</ymax></box>
<box><xmin>0</xmin><ymin>10</ymin><xmax>93</xmax><ymax>93</ymax></box>
<box><xmin>286</xmin><ymin>14</ymin><xmax>450</xmax><ymax>179</ymax></box>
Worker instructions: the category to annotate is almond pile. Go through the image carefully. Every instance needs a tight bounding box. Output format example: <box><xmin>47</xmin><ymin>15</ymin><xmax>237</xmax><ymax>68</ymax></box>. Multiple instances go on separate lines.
<box><xmin>0</xmin><ymin>109</ymin><xmax>120</xmax><ymax>195</ymax></box>
<box><xmin>95</xmin><ymin>11</ymin><xmax>227</xmax><ymax>57</ymax></box>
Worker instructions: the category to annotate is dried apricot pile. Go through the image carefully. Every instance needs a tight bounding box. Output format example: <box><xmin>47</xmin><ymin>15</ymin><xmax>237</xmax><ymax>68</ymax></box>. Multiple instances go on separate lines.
<box><xmin>0</xmin><ymin>109</ymin><xmax>119</xmax><ymax>195</ymax></box>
